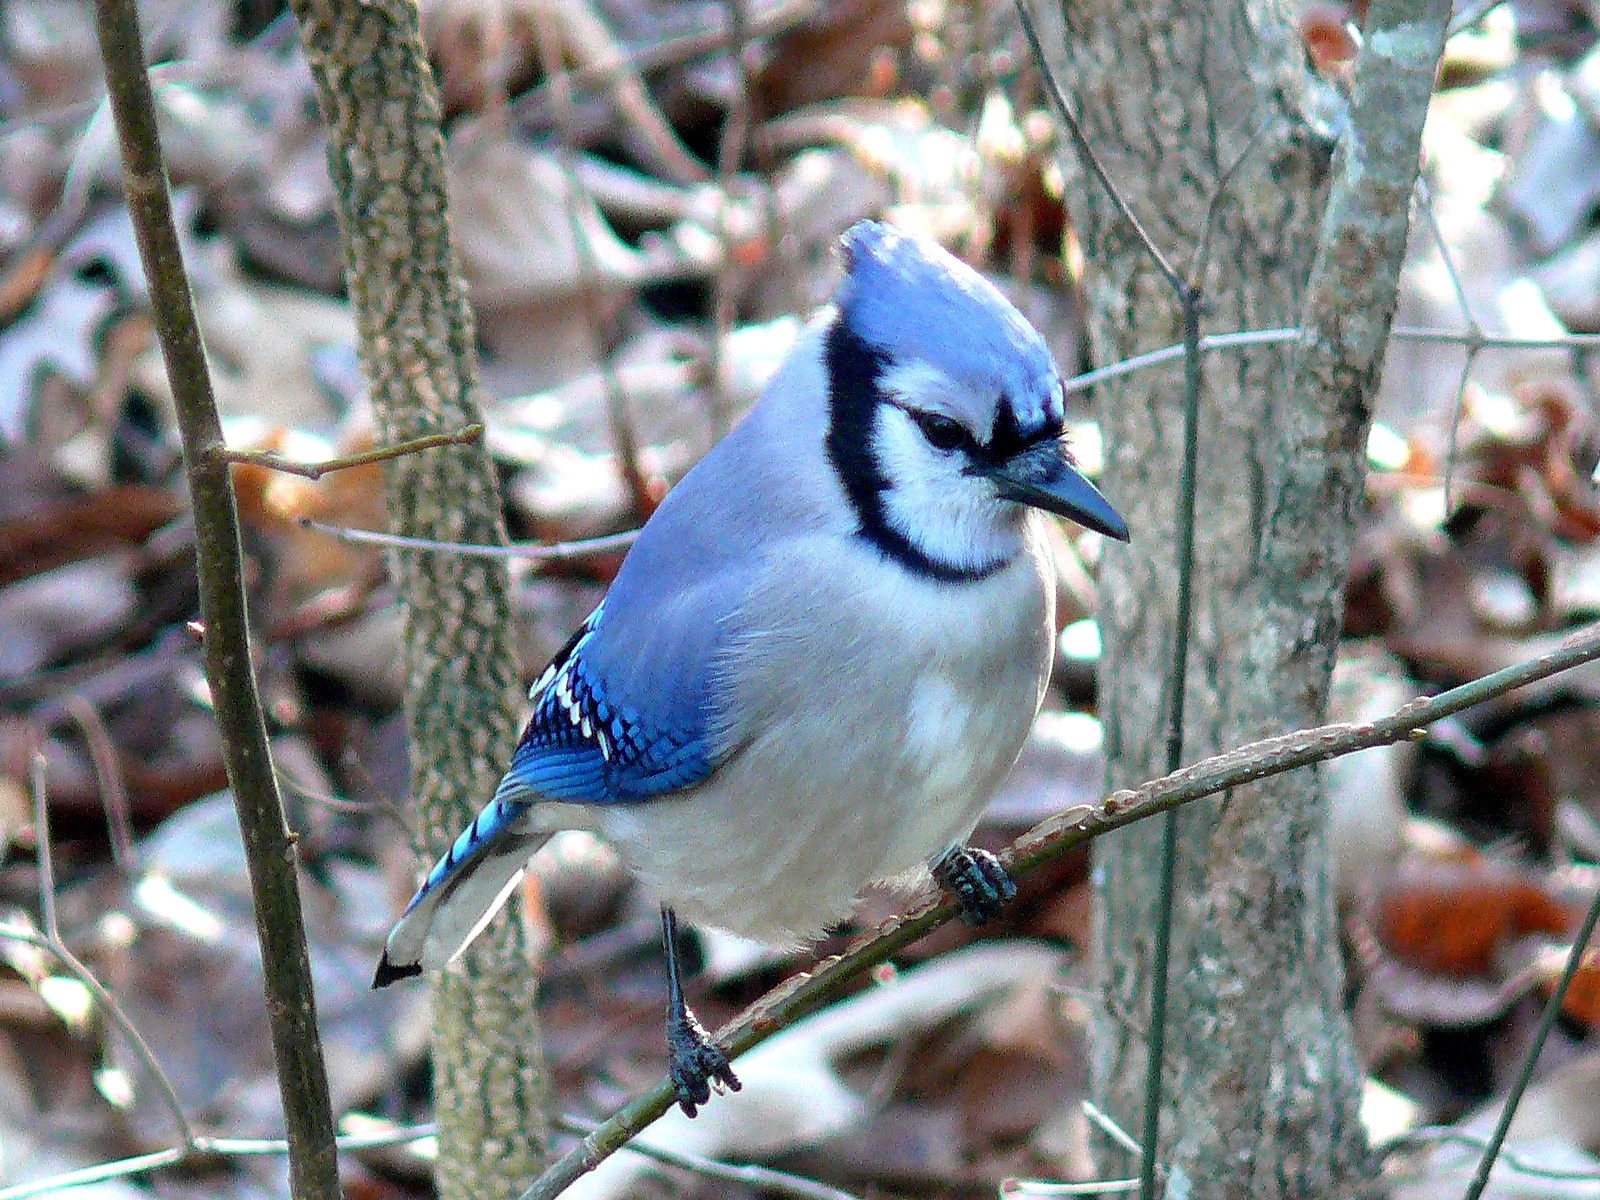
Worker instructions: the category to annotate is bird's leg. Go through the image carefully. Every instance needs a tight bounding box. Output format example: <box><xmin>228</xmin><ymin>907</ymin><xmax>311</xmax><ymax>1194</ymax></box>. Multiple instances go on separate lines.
<box><xmin>934</xmin><ymin>845</ymin><xmax>1016</xmax><ymax>925</ymax></box>
<box><xmin>660</xmin><ymin>905</ymin><xmax>740</xmax><ymax>1117</ymax></box>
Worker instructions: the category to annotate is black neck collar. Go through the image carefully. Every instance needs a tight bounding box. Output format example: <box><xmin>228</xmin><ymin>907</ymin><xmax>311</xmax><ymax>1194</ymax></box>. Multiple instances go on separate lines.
<box><xmin>822</xmin><ymin>318</ymin><xmax>1006</xmax><ymax>585</ymax></box>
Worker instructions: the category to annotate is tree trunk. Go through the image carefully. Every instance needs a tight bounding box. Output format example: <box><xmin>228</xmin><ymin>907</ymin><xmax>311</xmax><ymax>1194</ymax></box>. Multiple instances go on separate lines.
<box><xmin>1041</xmin><ymin>1</ymin><xmax>1438</xmax><ymax>1194</ymax></box>
<box><xmin>289</xmin><ymin>4</ymin><xmax>551</xmax><ymax>1197</ymax></box>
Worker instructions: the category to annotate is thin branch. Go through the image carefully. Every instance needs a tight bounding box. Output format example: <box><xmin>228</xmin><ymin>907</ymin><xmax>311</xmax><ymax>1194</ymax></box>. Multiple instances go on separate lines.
<box><xmin>1415</xmin><ymin>179</ymin><xmax>1476</xmax><ymax>334</ymax></box>
<box><xmin>298</xmin><ymin>518</ymin><xmax>640</xmax><ymax>559</ymax></box>
<box><xmin>27</xmin><ymin>754</ymin><xmax>194</xmax><ymax>1150</ymax></box>
<box><xmin>0</xmin><ymin>1148</ymin><xmax>188</xmax><ymax>1200</ymax></box>
<box><xmin>705</xmin><ymin>0</ymin><xmax>754</xmax><ymax>434</ymax></box>
<box><xmin>216</xmin><ymin>424</ymin><xmax>485</xmax><ymax>480</ymax></box>
<box><xmin>0</xmin><ymin>1104</ymin><xmax>867</xmax><ymax>1200</ymax></box>
<box><xmin>1003</xmin><ymin>1179</ymin><xmax>1141</xmax><ymax>1196</ymax></box>
<box><xmin>523</xmin><ymin>617</ymin><xmax>1600</xmax><ymax>1200</ymax></box>
<box><xmin>1463</xmin><ymin>881</ymin><xmax>1600</xmax><ymax>1200</ymax></box>
<box><xmin>1067</xmin><ymin>324</ymin><xmax>1600</xmax><ymax>395</ymax></box>
<box><xmin>0</xmin><ymin>1123</ymin><xmax>438</xmax><ymax>1200</ymax></box>
<box><xmin>554</xmin><ymin>1114</ymin><xmax>862</xmax><ymax>1200</ymax></box>
<box><xmin>536</xmin><ymin>0</ymin><xmax>710</xmax><ymax>185</ymax></box>
<box><xmin>1447</xmin><ymin>0</ymin><xmax>1505</xmax><ymax>36</ymax></box>
<box><xmin>1415</xmin><ymin>175</ymin><xmax>1483</xmax><ymax>511</ymax></box>
<box><xmin>92</xmin><ymin>3</ymin><xmax>341</xmax><ymax>1197</ymax></box>
<box><xmin>61</xmin><ymin>693</ymin><xmax>136</xmax><ymax>871</ymax></box>
<box><xmin>509</xmin><ymin>0</ymin><xmax>816</xmax><ymax>130</ymax></box>
<box><xmin>1390</xmin><ymin>327</ymin><xmax>1600</xmax><ymax>348</ymax></box>
<box><xmin>531</xmin><ymin>5</ymin><xmax>657</xmax><ymax>520</ymax></box>
<box><xmin>1061</xmin><ymin>327</ymin><xmax>1299</xmax><ymax>393</ymax></box>
<box><xmin>1012</xmin><ymin>0</ymin><xmax>1183</xmax><ymax>293</ymax></box>
<box><xmin>1137</xmin><ymin>254</ymin><xmax>1204</xmax><ymax>1200</ymax></box>
<box><xmin>1083</xmin><ymin>1101</ymin><xmax>1145</xmax><ymax>1159</ymax></box>
<box><xmin>1375</xmin><ymin>1126</ymin><xmax>1600</xmax><ymax>1183</ymax></box>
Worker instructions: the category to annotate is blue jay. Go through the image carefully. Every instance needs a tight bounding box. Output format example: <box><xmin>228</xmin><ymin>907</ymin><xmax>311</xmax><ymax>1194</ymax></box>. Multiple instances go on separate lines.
<box><xmin>373</xmin><ymin>221</ymin><xmax>1128</xmax><ymax>1116</ymax></box>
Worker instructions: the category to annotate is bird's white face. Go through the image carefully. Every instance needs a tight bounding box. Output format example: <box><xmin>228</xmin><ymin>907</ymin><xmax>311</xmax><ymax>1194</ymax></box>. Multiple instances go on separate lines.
<box><xmin>872</xmin><ymin>359</ymin><xmax>1031</xmax><ymax>577</ymax></box>
<box><xmin>820</xmin><ymin>311</ymin><xmax>1119</xmax><ymax>583</ymax></box>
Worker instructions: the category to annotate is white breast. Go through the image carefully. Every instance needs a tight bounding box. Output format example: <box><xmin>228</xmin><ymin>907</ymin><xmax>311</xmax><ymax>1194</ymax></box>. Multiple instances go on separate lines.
<box><xmin>591</xmin><ymin>516</ymin><xmax>1056</xmax><ymax>945</ymax></box>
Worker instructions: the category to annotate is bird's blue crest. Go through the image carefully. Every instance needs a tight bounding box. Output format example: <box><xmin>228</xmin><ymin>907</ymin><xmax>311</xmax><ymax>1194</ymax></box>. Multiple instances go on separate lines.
<box><xmin>836</xmin><ymin>222</ymin><xmax>1063</xmax><ymax>437</ymax></box>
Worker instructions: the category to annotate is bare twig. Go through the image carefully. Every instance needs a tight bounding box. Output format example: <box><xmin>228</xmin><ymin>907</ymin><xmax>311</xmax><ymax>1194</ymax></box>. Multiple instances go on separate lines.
<box><xmin>216</xmin><ymin>424</ymin><xmax>485</xmax><ymax>480</ymax></box>
<box><xmin>61</xmin><ymin>693</ymin><xmax>136</xmax><ymax>871</ymax></box>
<box><xmin>1013</xmin><ymin>0</ymin><xmax>1183</xmax><ymax>292</ymax></box>
<box><xmin>1063</xmin><ymin>323</ymin><xmax>1600</xmax><ymax>395</ymax></box>
<box><xmin>298</xmin><ymin>518</ymin><xmax>640</xmax><ymax>561</ymax></box>
<box><xmin>1415</xmin><ymin>177</ymin><xmax>1483</xmax><ymax>510</ymax></box>
<box><xmin>536</xmin><ymin>0</ymin><xmax>710</xmax><ymax>185</ymax></box>
<box><xmin>553</xmin><ymin>1114</ymin><xmax>861</xmax><ymax>1200</ymax></box>
<box><xmin>92</xmin><ymin>3</ymin><xmax>341</xmax><ymax>1196</ymax></box>
<box><xmin>27</xmin><ymin>753</ymin><xmax>194</xmax><ymax>1149</ymax></box>
<box><xmin>523</xmin><ymin>618</ymin><xmax>1600</xmax><ymax>1200</ymax></box>
<box><xmin>510</xmin><ymin>0</ymin><xmax>816</xmax><ymax>131</ymax></box>
<box><xmin>706</xmin><ymin>0</ymin><xmax>754</xmax><ymax>433</ymax></box>
<box><xmin>1003</xmin><ymin>1179</ymin><xmax>1140</xmax><ymax>1196</ymax></box>
<box><xmin>1375</xmin><ymin>1126</ymin><xmax>1600</xmax><ymax>1183</ymax></box>
<box><xmin>531</xmin><ymin>5</ymin><xmax>657</xmax><ymax>520</ymax></box>
<box><xmin>1462</xmin><ymin>882</ymin><xmax>1600</xmax><ymax>1200</ymax></box>
<box><xmin>0</xmin><ymin>1122</ymin><xmax>438</xmax><ymax>1200</ymax></box>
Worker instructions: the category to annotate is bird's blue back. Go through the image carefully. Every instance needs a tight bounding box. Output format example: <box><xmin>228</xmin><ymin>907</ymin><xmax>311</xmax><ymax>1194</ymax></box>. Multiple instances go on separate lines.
<box><xmin>494</xmin><ymin>337</ymin><xmax>836</xmax><ymax>810</ymax></box>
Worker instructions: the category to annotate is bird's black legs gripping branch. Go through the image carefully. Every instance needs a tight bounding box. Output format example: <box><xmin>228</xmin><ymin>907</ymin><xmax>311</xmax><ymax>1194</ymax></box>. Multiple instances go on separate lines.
<box><xmin>934</xmin><ymin>844</ymin><xmax>1017</xmax><ymax>926</ymax></box>
<box><xmin>661</xmin><ymin>905</ymin><xmax>741</xmax><ymax>1116</ymax></box>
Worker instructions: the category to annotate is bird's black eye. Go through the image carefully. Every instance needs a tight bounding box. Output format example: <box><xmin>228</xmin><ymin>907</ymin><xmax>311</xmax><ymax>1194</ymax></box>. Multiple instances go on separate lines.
<box><xmin>910</xmin><ymin>410</ymin><xmax>970</xmax><ymax>452</ymax></box>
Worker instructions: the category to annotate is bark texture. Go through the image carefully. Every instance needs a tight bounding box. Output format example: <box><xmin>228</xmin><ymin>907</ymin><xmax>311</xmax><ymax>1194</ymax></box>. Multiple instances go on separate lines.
<box><xmin>288</xmin><ymin>4</ymin><xmax>550</xmax><ymax>1197</ymax></box>
<box><xmin>1040</xmin><ymin>1</ymin><xmax>1439</xmax><ymax>1194</ymax></box>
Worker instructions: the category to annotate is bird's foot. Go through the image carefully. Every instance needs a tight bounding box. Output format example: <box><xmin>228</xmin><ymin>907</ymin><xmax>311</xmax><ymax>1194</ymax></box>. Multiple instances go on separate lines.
<box><xmin>667</xmin><ymin>1005</ymin><xmax>741</xmax><ymax>1118</ymax></box>
<box><xmin>935</xmin><ymin>845</ymin><xmax>1016</xmax><ymax>925</ymax></box>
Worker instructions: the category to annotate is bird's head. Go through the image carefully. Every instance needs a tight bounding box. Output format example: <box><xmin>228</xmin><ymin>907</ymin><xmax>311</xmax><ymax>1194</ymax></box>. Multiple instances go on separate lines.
<box><xmin>823</xmin><ymin>221</ymin><xmax>1128</xmax><ymax>582</ymax></box>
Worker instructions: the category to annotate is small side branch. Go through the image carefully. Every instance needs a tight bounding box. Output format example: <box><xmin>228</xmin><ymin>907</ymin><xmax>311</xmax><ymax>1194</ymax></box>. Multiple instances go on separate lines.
<box><xmin>216</xmin><ymin>424</ymin><xmax>484</xmax><ymax>480</ymax></box>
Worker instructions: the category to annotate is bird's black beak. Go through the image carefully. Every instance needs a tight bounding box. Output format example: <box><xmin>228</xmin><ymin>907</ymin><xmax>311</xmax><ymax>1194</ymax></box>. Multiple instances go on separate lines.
<box><xmin>983</xmin><ymin>438</ymin><xmax>1130</xmax><ymax>542</ymax></box>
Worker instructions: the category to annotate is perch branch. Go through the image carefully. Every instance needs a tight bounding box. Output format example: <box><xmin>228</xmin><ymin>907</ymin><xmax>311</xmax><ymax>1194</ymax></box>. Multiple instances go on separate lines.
<box><xmin>524</xmin><ymin>618</ymin><xmax>1600</xmax><ymax>1199</ymax></box>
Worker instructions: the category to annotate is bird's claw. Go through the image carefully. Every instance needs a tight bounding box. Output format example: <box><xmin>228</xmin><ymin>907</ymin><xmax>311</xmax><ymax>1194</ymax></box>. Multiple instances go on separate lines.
<box><xmin>667</xmin><ymin>1007</ymin><xmax>741</xmax><ymax>1118</ymax></box>
<box><xmin>935</xmin><ymin>845</ymin><xmax>1016</xmax><ymax>926</ymax></box>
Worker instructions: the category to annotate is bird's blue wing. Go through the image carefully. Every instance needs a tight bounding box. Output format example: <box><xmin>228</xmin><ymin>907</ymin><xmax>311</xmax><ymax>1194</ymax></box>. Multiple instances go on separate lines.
<box><xmin>373</xmin><ymin>594</ymin><xmax>722</xmax><ymax>985</ymax></box>
<box><xmin>496</xmin><ymin>599</ymin><xmax>715</xmax><ymax>806</ymax></box>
